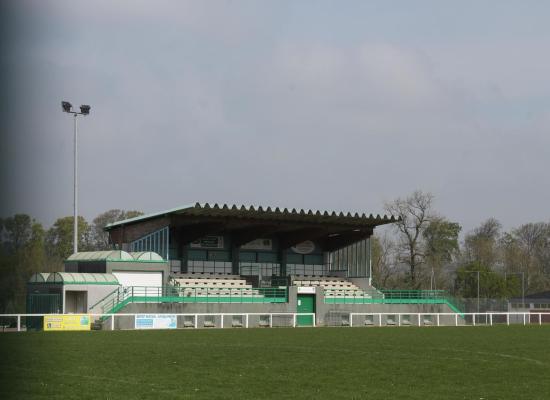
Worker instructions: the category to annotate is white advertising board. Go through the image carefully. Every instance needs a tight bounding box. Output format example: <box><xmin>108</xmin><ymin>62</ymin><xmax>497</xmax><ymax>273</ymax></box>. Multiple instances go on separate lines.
<box><xmin>135</xmin><ymin>314</ymin><xmax>177</xmax><ymax>330</ymax></box>
<box><xmin>241</xmin><ymin>238</ymin><xmax>273</xmax><ymax>251</ymax></box>
<box><xmin>291</xmin><ymin>240</ymin><xmax>316</xmax><ymax>254</ymax></box>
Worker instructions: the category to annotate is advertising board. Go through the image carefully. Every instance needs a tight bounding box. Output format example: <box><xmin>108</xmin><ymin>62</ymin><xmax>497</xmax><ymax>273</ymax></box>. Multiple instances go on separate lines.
<box><xmin>135</xmin><ymin>314</ymin><xmax>177</xmax><ymax>329</ymax></box>
<box><xmin>44</xmin><ymin>314</ymin><xmax>91</xmax><ymax>331</ymax></box>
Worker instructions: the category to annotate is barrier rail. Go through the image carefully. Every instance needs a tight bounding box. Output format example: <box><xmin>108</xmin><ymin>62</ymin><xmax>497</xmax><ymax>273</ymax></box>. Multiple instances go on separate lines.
<box><xmin>347</xmin><ymin>312</ymin><xmax>550</xmax><ymax>327</ymax></box>
<box><xmin>184</xmin><ymin>261</ymin><xmax>344</xmax><ymax>277</ymax></box>
<box><xmin>325</xmin><ymin>289</ymin><xmax>464</xmax><ymax>314</ymax></box>
<box><xmin>0</xmin><ymin>312</ymin><xmax>316</xmax><ymax>332</ymax></box>
<box><xmin>2</xmin><ymin>312</ymin><xmax>550</xmax><ymax>332</ymax></box>
<box><xmin>95</xmin><ymin>286</ymin><xmax>288</xmax><ymax>315</ymax></box>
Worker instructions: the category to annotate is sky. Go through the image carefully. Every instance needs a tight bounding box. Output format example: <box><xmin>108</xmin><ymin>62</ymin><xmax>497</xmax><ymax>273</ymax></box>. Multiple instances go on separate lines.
<box><xmin>1</xmin><ymin>0</ymin><xmax>549</xmax><ymax>235</ymax></box>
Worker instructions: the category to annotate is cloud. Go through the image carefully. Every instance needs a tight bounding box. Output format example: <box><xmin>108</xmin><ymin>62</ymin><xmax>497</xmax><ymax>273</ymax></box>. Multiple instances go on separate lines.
<box><xmin>2</xmin><ymin>1</ymin><xmax>550</xmax><ymax>233</ymax></box>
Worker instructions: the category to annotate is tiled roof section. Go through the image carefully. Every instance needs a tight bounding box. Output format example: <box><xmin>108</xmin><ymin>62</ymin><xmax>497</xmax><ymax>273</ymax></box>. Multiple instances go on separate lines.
<box><xmin>105</xmin><ymin>202</ymin><xmax>398</xmax><ymax>229</ymax></box>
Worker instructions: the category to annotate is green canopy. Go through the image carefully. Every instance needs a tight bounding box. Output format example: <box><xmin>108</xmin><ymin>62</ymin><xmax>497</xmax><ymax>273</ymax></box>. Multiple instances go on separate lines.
<box><xmin>46</xmin><ymin>272</ymin><xmax>120</xmax><ymax>285</ymax></box>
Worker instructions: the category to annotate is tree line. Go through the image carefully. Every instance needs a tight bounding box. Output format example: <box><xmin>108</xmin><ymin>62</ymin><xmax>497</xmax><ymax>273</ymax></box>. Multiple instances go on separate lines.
<box><xmin>1</xmin><ymin>192</ymin><xmax>549</xmax><ymax>312</ymax></box>
<box><xmin>0</xmin><ymin>210</ymin><xmax>142</xmax><ymax>312</ymax></box>
<box><xmin>372</xmin><ymin>190</ymin><xmax>550</xmax><ymax>300</ymax></box>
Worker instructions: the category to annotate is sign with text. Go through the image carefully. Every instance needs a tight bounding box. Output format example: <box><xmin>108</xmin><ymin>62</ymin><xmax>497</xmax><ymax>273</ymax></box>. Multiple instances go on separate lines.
<box><xmin>291</xmin><ymin>240</ymin><xmax>316</xmax><ymax>255</ymax></box>
<box><xmin>44</xmin><ymin>315</ymin><xmax>91</xmax><ymax>331</ymax></box>
<box><xmin>190</xmin><ymin>236</ymin><xmax>224</xmax><ymax>249</ymax></box>
<box><xmin>135</xmin><ymin>314</ymin><xmax>177</xmax><ymax>330</ymax></box>
<box><xmin>241</xmin><ymin>238</ymin><xmax>273</xmax><ymax>251</ymax></box>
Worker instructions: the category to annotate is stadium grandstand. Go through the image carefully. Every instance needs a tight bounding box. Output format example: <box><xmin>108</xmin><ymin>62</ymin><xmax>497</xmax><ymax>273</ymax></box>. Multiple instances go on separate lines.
<box><xmin>26</xmin><ymin>202</ymin><xmax>464</xmax><ymax>329</ymax></box>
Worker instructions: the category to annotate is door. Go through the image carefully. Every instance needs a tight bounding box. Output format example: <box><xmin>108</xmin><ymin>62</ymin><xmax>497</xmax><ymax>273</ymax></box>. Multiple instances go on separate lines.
<box><xmin>297</xmin><ymin>294</ymin><xmax>315</xmax><ymax>326</ymax></box>
<box><xmin>65</xmin><ymin>291</ymin><xmax>87</xmax><ymax>313</ymax></box>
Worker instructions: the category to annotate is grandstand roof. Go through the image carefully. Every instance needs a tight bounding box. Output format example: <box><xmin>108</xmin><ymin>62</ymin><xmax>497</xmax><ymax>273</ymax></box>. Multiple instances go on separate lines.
<box><xmin>511</xmin><ymin>291</ymin><xmax>550</xmax><ymax>301</ymax></box>
<box><xmin>105</xmin><ymin>202</ymin><xmax>397</xmax><ymax>229</ymax></box>
<box><xmin>46</xmin><ymin>272</ymin><xmax>120</xmax><ymax>285</ymax></box>
<box><xmin>105</xmin><ymin>203</ymin><xmax>397</xmax><ymax>252</ymax></box>
<box><xmin>65</xmin><ymin>250</ymin><xmax>165</xmax><ymax>263</ymax></box>
<box><xmin>28</xmin><ymin>273</ymin><xmax>51</xmax><ymax>283</ymax></box>
<box><xmin>129</xmin><ymin>252</ymin><xmax>164</xmax><ymax>261</ymax></box>
<box><xmin>66</xmin><ymin>250</ymin><xmax>134</xmax><ymax>262</ymax></box>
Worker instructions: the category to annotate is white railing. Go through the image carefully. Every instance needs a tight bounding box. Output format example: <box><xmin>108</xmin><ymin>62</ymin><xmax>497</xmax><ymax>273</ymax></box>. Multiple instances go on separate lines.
<box><xmin>0</xmin><ymin>312</ymin><xmax>316</xmax><ymax>332</ymax></box>
<box><xmin>348</xmin><ymin>312</ymin><xmax>550</xmax><ymax>327</ymax></box>
<box><xmin>2</xmin><ymin>312</ymin><xmax>550</xmax><ymax>332</ymax></box>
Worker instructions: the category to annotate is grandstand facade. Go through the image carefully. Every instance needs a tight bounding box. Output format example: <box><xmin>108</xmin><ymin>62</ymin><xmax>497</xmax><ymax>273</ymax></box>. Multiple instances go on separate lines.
<box><xmin>26</xmin><ymin>203</ymin><xmax>463</xmax><ymax>328</ymax></box>
<box><xmin>105</xmin><ymin>202</ymin><xmax>396</xmax><ymax>283</ymax></box>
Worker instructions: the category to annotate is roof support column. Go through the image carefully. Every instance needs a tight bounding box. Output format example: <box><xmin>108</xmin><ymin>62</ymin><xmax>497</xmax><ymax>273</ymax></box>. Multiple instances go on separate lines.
<box><xmin>231</xmin><ymin>243</ymin><xmax>240</xmax><ymax>276</ymax></box>
<box><xmin>279</xmin><ymin>248</ymin><xmax>287</xmax><ymax>277</ymax></box>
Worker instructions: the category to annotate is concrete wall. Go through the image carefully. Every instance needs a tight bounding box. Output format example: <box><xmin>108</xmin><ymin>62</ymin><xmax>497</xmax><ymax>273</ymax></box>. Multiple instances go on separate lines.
<box><xmin>109</xmin><ymin>286</ymin><xmax>298</xmax><ymax>329</ymax></box>
<box><xmin>317</xmin><ymin>302</ymin><xmax>460</xmax><ymax>326</ymax></box>
<box><xmin>61</xmin><ymin>284</ymin><xmax>120</xmax><ymax>314</ymax></box>
<box><xmin>104</xmin><ymin>285</ymin><xmax>462</xmax><ymax>328</ymax></box>
<box><xmin>347</xmin><ymin>277</ymin><xmax>371</xmax><ymax>290</ymax></box>
<box><xmin>106</xmin><ymin>261</ymin><xmax>170</xmax><ymax>285</ymax></box>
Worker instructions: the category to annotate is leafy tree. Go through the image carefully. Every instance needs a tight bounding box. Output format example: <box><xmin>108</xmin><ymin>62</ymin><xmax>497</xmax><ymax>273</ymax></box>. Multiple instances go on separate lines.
<box><xmin>423</xmin><ymin>217</ymin><xmax>461</xmax><ymax>290</ymax></box>
<box><xmin>45</xmin><ymin>216</ymin><xmax>92</xmax><ymax>260</ymax></box>
<box><xmin>454</xmin><ymin>262</ymin><xmax>519</xmax><ymax>299</ymax></box>
<box><xmin>464</xmin><ymin>218</ymin><xmax>501</xmax><ymax>268</ymax></box>
<box><xmin>2</xmin><ymin>214</ymin><xmax>34</xmax><ymax>253</ymax></box>
<box><xmin>501</xmin><ymin>222</ymin><xmax>550</xmax><ymax>293</ymax></box>
<box><xmin>91</xmin><ymin>209</ymin><xmax>143</xmax><ymax>250</ymax></box>
<box><xmin>0</xmin><ymin>216</ymin><xmax>51</xmax><ymax>312</ymax></box>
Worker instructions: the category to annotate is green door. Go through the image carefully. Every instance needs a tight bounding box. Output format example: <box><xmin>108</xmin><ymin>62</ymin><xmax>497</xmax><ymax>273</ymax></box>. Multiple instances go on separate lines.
<box><xmin>297</xmin><ymin>294</ymin><xmax>315</xmax><ymax>326</ymax></box>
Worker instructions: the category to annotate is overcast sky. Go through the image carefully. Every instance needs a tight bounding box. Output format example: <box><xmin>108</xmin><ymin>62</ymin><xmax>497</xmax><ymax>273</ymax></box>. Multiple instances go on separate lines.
<box><xmin>1</xmin><ymin>0</ymin><xmax>549</xmax><ymax>234</ymax></box>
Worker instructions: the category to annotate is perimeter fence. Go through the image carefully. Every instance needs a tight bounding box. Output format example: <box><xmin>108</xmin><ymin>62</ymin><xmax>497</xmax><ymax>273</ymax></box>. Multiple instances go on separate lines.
<box><xmin>1</xmin><ymin>312</ymin><xmax>549</xmax><ymax>332</ymax></box>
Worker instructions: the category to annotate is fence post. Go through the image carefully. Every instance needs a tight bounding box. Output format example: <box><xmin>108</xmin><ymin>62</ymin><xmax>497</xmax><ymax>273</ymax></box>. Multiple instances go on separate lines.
<box><xmin>245</xmin><ymin>314</ymin><xmax>249</xmax><ymax>329</ymax></box>
<box><xmin>17</xmin><ymin>315</ymin><xmax>21</xmax><ymax>332</ymax></box>
<box><xmin>539</xmin><ymin>313</ymin><xmax>542</xmax><ymax>325</ymax></box>
<box><xmin>293</xmin><ymin>314</ymin><xmax>296</xmax><ymax>328</ymax></box>
<box><xmin>436</xmin><ymin>314</ymin><xmax>440</xmax><ymax>327</ymax></box>
<box><xmin>506</xmin><ymin>313</ymin><xmax>509</xmax><ymax>326</ymax></box>
<box><xmin>523</xmin><ymin>313</ymin><xmax>526</xmax><ymax>326</ymax></box>
<box><xmin>111</xmin><ymin>314</ymin><xmax>115</xmax><ymax>331</ymax></box>
<box><xmin>221</xmin><ymin>314</ymin><xmax>224</xmax><ymax>329</ymax></box>
<box><xmin>418</xmin><ymin>314</ymin><xmax>422</xmax><ymax>327</ymax></box>
<box><xmin>269</xmin><ymin>314</ymin><xmax>272</xmax><ymax>328</ymax></box>
<box><xmin>312</xmin><ymin>313</ymin><xmax>316</xmax><ymax>327</ymax></box>
<box><xmin>379</xmin><ymin>313</ymin><xmax>382</xmax><ymax>327</ymax></box>
<box><xmin>398</xmin><ymin>314</ymin><xmax>401</xmax><ymax>327</ymax></box>
<box><xmin>473</xmin><ymin>314</ymin><xmax>476</xmax><ymax>326</ymax></box>
<box><xmin>490</xmin><ymin>313</ymin><xmax>493</xmax><ymax>326</ymax></box>
<box><xmin>350</xmin><ymin>314</ymin><xmax>353</xmax><ymax>327</ymax></box>
<box><xmin>455</xmin><ymin>314</ymin><xmax>458</xmax><ymax>326</ymax></box>
<box><xmin>194</xmin><ymin>314</ymin><xmax>198</xmax><ymax>329</ymax></box>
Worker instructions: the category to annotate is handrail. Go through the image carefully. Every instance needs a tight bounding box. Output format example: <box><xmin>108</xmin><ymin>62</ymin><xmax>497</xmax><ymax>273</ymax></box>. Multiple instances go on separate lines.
<box><xmin>324</xmin><ymin>288</ymin><xmax>464</xmax><ymax>313</ymax></box>
<box><xmin>89</xmin><ymin>286</ymin><xmax>122</xmax><ymax>310</ymax></box>
<box><xmin>100</xmin><ymin>285</ymin><xmax>289</xmax><ymax>314</ymax></box>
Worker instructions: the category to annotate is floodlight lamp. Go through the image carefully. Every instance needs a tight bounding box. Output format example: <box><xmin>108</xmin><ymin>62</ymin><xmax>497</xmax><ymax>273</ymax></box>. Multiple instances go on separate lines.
<box><xmin>80</xmin><ymin>105</ymin><xmax>91</xmax><ymax>115</ymax></box>
<box><xmin>62</xmin><ymin>101</ymin><xmax>72</xmax><ymax>113</ymax></box>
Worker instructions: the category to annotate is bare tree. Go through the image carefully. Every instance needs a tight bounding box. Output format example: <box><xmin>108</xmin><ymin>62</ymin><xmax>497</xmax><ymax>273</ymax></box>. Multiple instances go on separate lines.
<box><xmin>384</xmin><ymin>190</ymin><xmax>434</xmax><ymax>287</ymax></box>
<box><xmin>371</xmin><ymin>233</ymin><xmax>399</xmax><ymax>288</ymax></box>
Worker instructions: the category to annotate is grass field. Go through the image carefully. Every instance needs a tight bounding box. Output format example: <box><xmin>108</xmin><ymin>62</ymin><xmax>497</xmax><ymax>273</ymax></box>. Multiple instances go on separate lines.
<box><xmin>1</xmin><ymin>326</ymin><xmax>550</xmax><ymax>399</ymax></box>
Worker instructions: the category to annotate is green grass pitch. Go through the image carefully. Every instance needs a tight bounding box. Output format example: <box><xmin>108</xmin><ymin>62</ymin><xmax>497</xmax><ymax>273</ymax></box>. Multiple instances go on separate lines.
<box><xmin>1</xmin><ymin>326</ymin><xmax>550</xmax><ymax>399</ymax></box>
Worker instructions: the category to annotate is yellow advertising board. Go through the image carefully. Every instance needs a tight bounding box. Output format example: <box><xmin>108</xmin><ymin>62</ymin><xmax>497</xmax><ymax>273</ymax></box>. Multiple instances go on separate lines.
<box><xmin>44</xmin><ymin>314</ymin><xmax>91</xmax><ymax>331</ymax></box>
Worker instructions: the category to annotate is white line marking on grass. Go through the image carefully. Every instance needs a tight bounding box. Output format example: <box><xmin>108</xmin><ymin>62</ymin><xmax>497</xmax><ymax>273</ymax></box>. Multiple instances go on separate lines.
<box><xmin>436</xmin><ymin>348</ymin><xmax>546</xmax><ymax>366</ymax></box>
<box><xmin>5</xmin><ymin>365</ymin><xmax>185</xmax><ymax>395</ymax></box>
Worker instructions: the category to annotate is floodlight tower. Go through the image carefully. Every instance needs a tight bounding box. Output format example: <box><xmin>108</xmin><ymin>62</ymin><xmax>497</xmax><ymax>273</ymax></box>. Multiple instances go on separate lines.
<box><xmin>61</xmin><ymin>101</ymin><xmax>91</xmax><ymax>255</ymax></box>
